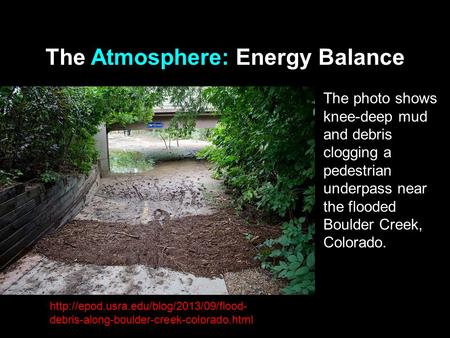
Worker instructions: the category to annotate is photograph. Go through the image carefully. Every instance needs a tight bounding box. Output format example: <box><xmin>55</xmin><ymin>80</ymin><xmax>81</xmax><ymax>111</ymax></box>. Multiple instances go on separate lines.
<box><xmin>0</xmin><ymin>86</ymin><xmax>315</xmax><ymax>296</ymax></box>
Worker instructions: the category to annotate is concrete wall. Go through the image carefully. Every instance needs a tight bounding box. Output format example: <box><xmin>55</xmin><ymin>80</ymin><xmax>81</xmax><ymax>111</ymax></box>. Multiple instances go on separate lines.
<box><xmin>94</xmin><ymin>124</ymin><xmax>110</xmax><ymax>177</ymax></box>
<box><xmin>0</xmin><ymin>167</ymin><xmax>99</xmax><ymax>271</ymax></box>
<box><xmin>108</xmin><ymin>116</ymin><xmax>219</xmax><ymax>131</ymax></box>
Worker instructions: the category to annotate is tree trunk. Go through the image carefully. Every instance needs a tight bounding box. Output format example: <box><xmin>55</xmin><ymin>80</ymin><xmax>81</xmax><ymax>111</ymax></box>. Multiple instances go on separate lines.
<box><xmin>160</xmin><ymin>135</ymin><xmax>168</xmax><ymax>150</ymax></box>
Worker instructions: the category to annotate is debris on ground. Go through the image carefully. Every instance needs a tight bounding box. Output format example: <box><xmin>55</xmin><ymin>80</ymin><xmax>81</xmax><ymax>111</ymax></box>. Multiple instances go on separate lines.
<box><xmin>224</xmin><ymin>268</ymin><xmax>286</xmax><ymax>295</ymax></box>
<box><xmin>35</xmin><ymin>211</ymin><xmax>280</xmax><ymax>278</ymax></box>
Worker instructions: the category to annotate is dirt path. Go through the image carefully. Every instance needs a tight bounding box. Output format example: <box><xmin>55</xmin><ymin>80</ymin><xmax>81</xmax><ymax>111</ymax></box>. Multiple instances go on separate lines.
<box><xmin>36</xmin><ymin>160</ymin><xmax>280</xmax><ymax>278</ymax></box>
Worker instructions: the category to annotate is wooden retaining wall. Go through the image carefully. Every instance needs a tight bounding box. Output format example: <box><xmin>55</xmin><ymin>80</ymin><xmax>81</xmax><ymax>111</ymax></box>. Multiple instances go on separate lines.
<box><xmin>0</xmin><ymin>166</ymin><xmax>99</xmax><ymax>270</ymax></box>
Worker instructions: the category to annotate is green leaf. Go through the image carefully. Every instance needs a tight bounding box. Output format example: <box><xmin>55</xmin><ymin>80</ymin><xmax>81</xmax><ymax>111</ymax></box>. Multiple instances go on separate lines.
<box><xmin>296</xmin><ymin>266</ymin><xmax>310</xmax><ymax>276</ymax></box>
<box><xmin>285</xmin><ymin>270</ymin><xmax>296</xmax><ymax>279</ymax></box>
<box><xmin>269</xmin><ymin>249</ymin><xmax>282</xmax><ymax>258</ymax></box>
<box><xmin>297</xmin><ymin>252</ymin><xmax>304</xmax><ymax>264</ymax></box>
<box><xmin>272</xmin><ymin>265</ymin><xmax>285</xmax><ymax>272</ymax></box>
<box><xmin>288</xmin><ymin>261</ymin><xmax>301</xmax><ymax>271</ymax></box>
<box><xmin>306</xmin><ymin>253</ymin><xmax>315</xmax><ymax>268</ymax></box>
<box><xmin>277</xmin><ymin>235</ymin><xmax>292</xmax><ymax>246</ymax></box>
<box><xmin>281</xmin><ymin>283</ymin><xmax>304</xmax><ymax>295</ymax></box>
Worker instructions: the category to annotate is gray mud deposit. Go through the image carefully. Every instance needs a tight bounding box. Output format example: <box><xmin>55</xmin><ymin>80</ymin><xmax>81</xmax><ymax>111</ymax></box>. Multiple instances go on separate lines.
<box><xmin>75</xmin><ymin>159</ymin><xmax>222</xmax><ymax>224</ymax></box>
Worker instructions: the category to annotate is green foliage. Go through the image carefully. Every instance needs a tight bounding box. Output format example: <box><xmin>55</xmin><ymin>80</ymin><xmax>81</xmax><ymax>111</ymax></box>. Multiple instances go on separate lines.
<box><xmin>204</xmin><ymin>87</ymin><xmax>314</xmax><ymax>216</ymax></box>
<box><xmin>191</xmin><ymin>128</ymin><xmax>213</xmax><ymax>141</ymax></box>
<box><xmin>243</xmin><ymin>232</ymin><xmax>255</xmax><ymax>241</ymax></box>
<box><xmin>68</xmin><ymin>134</ymin><xmax>98</xmax><ymax>174</ymax></box>
<box><xmin>109</xmin><ymin>151</ymin><xmax>155</xmax><ymax>173</ymax></box>
<box><xmin>303</xmin><ymin>185</ymin><xmax>315</xmax><ymax>213</ymax></box>
<box><xmin>258</xmin><ymin>218</ymin><xmax>315</xmax><ymax>295</ymax></box>
<box><xmin>0</xmin><ymin>86</ymin><xmax>102</xmax><ymax>181</ymax></box>
<box><xmin>88</xmin><ymin>87</ymin><xmax>162</xmax><ymax>127</ymax></box>
<box><xmin>203</xmin><ymin>87</ymin><xmax>315</xmax><ymax>294</ymax></box>
<box><xmin>196</xmin><ymin>142</ymin><xmax>231</xmax><ymax>178</ymax></box>
<box><xmin>195</xmin><ymin>145</ymin><xmax>214</xmax><ymax>160</ymax></box>
<box><xmin>0</xmin><ymin>86</ymin><xmax>165</xmax><ymax>183</ymax></box>
<box><xmin>0</xmin><ymin>169</ymin><xmax>23</xmax><ymax>187</ymax></box>
<box><xmin>163</xmin><ymin>87</ymin><xmax>210</xmax><ymax>140</ymax></box>
<box><xmin>40</xmin><ymin>170</ymin><xmax>61</xmax><ymax>184</ymax></box>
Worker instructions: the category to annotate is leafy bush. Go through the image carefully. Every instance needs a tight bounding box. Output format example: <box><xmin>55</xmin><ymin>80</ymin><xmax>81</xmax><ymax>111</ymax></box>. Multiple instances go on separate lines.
<box><xmin>190</xmin><ymin>128</ymin><xmax>214</xmax><ymax>141</ymax></box>
<box><xmin>205</xmin><ymin>87</ymin><xmax>314</xmax><ymax>214</ymax></box>
<box><xmin>40</xmin><ymin>170</ymin><xmax>61</xmax><ymax>184</ymax></box>
<box><xmin>0</xmin><ymin>86</ymin><xmax>162</xmax><ymax>183</ymax></box>
<box><xmin>88</xmin><ymin>87</ymin><xmax>162</xmax><ymax>127</ymax></box>
<box><xmin>203</xmin><ymin>87</ymin><xmax>315</xmax><ymax>294</ymax></box>
<box><xmin>68</xmin><ymin>134</ymin><xmax>99</xmax><ymax>174</ymax></box>
<box><xmin>109</xmin><ymin>151</ymin><xmax>155</xmax><ymax>173</ymax></box>
<box><xmin>196</xmin><ymin>145</ymin><xmax>216</xmax><ymax>160</ymax></box>
<box><xmin>0</xmin><ymin>169</ymin><xmax>23</xmax><ymax>187</ymax></box>
<box><xmin>258</xmin><ymin>218</ymin><xmax>315</xmax><ymax>295</ymax></box>
<box><xmin>0</xmin><ymin>86</ymin><xmax>101</xmax><ymax>181</ymax></box>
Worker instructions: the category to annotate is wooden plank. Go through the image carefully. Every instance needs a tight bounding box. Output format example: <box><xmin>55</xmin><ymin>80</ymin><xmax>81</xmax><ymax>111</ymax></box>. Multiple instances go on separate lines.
<box><xmin>0</xmin><ymin>170</ymin><xmax>93</xmax><ymax>246</ymax></box>
<box><xmin>0</xmin><ymin>199</ymin><xmax>37</xmax><ymax>229</ymax></box>
<box><xmin>44</xmin><ymin>177</ymin><xmax>79</xmax><ymax>203</ymax></box>
<box><xmin>0</xmin><ymin>208</ymin><xmax>35</xmax><ymax>242</ymax></box>
<box><xmin>0</xmin><ymin>185</ymin><xmax>42</xmax><ymax>218</ymax></box>
<box><xmin>0</xmin><ymin>218</ymin><xmax>37</xmax><ymax>253</ymax></box>
<box><xmin>52</xmin><ymin>176</ymin><xmax>94</xmax><ymax>227</ymax></box>
<box><xmin>7</xmin><ymin>176</ymin><xmax>79</xmax><ymax>229</ymax></box>
<box><xmin>0</xmin><ymin>185</ymin><xmax>68</xmax><ymax>241</ymax></box>
<box><xmin>0</xmin><ymin>175</ymin><xmax>86</xmax><ymax>239</ymax></box>
<box><xmin>0</xmin><ymin>214</ymin><xmax>56</xmax><ymax>270</ymax></box>
<box><xmin>0</xmin><ymin>184</ymin><xmax>25</xmax><ymax>204</ymax></box>
<box><xmin>34</xmin><ymin>170</ymin><xmax>96</xmax><ymax>231</ymax></box>
<box><xmin>0</xmin><ymin>167</ymin><xmax>99</xmax><ymax>270</ymax></box>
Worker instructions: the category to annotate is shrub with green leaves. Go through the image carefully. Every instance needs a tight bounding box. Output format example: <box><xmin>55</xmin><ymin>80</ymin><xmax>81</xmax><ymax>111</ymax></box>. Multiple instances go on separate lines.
<box><xmin>203</xmin><ymin>87</ymin><xmax>315</xmax><ymax>294</ymax></box>
<box><xmin>40</xmin><ymin>170</ymin><xmax>61</xmax><ymax>184</ymax></box>
<box><xmin>87</xmin><ymin>87</ymin><xmax>162</xmax><ymax>127</ymax></box>
<box><xmin>0</xmin><ymin>169</ymin><xmax>23</xmax><ymax>188</ymax></box>
<box><xmin>0</xmin><ymin>86</ymin><xmax>102</xmax><ymax>180</ymax></box>
<box><xmin>109</xmin><ymin>151</ymin><xmax>155</xmax><ymax>173</ymax></box>
<box><xmin>0</xmin><ymin>86</ymin><xmax>163</xmax><ymax>183</ymax></box>
<box><xmin>258</xmin><ymin>218</ymin><xmax>315</xmax><ymax>295</ymax></box>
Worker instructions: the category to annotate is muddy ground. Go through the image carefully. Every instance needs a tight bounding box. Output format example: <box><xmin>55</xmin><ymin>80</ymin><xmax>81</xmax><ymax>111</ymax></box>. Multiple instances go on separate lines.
<box><xmin>29</xmin><ymin>134</ymin><xmax>284</xmax><ymax>294</ymax></box>
<box><xmin>75</xmin><ymin>160</ymin><xmax>221</xmax><ymax>224</ymax></box>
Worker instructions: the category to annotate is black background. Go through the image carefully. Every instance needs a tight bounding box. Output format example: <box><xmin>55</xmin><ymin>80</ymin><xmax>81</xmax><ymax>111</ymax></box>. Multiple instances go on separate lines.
<box><xmin>0</xmin><ymin>22</ymin><xmax>447</xmax><ymax>336</ymax></box>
